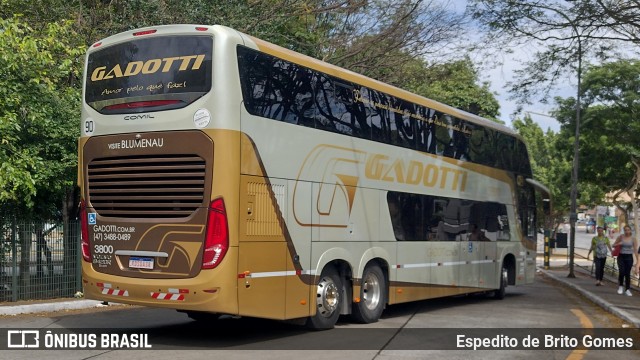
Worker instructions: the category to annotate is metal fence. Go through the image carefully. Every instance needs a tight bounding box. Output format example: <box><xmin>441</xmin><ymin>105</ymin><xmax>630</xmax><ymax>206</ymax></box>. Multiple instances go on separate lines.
<box><xmin>0</xmin><ymin>220</ymin><xmax>82</xmax><ymax>302</ymax></box>
<box><xmin>574</xmin><ymin>246</ymin><xmax>640</xmax><ymax>286</ymax></box>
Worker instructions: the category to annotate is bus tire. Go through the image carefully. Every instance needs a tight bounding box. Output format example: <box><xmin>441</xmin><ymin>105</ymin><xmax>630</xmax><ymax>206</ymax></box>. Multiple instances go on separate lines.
<box><xmin>493</xmin><ymin>265</ymin><xmax>508</xmax><ymax>300</ymax></box>
<box><xmin>306</xmin><ymin>266</ymin><xmax>342</xmax><ymax>330</ymax></box>
<box><xmin>351</xmin><ymin>264</ymin><xmax>386</xmax><ymax>323</ymax></box>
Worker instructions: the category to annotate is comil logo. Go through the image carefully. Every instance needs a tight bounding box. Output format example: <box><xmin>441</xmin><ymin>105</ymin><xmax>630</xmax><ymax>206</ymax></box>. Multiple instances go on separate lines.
<box><xmin>7</xmin><ymin>330</ymin><xmax>39</xmax><ymax>348</ymax></box>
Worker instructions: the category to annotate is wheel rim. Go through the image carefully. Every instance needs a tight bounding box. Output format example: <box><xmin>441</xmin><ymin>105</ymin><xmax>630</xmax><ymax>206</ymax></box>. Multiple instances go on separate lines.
<box><xmin>362</xmin><ymin>271</ymin><xmax>381</xmax><ymax>311</ymax></box>
<box><xmin>316</xmin><ymin>276</ymin><xmax>339</xmax><ymax>318</ymax></box>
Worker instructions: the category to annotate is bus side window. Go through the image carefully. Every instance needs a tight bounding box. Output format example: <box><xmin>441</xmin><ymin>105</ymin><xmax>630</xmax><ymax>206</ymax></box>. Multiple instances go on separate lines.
<box><xmin>288</xmin><ymin>65</ymin><xmax>316</xmax><ymax>127</ymax></box>
<box><xmin>314</xmin><ymin>74</ymin><xmax>353</xmax><ymax>135</ymax></box>
<box><xmin>416</xmin><ymin>106</ymin><xmax>436</xmax><ymax>154</ymax></box>
<box><xmin>390</xmin><ymin>100</ymin><xmax>416</xmax><ymax>149</ymax></box>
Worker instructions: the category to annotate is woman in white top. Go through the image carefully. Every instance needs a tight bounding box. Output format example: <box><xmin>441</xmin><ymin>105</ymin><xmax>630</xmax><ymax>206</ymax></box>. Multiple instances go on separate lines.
<box><xmin>612</xmin><ymin>225</ymin><xmax>639</xmax><ymax>296</ymax></box>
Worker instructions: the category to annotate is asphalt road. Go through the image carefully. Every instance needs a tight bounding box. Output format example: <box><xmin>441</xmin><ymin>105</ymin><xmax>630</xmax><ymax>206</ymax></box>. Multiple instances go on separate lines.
<box><xmin>1</xmin><ymin>272</ymin><xmax>639</xmax><ymax>359</ymax></box>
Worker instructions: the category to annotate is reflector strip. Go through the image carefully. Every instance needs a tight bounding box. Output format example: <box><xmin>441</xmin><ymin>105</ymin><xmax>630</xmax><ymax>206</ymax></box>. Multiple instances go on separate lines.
<box><xmin>151</xmin><ymin>292</ymin><xmax>184</xmax><ymax>301</ymax></box>
<box><xmin>101</xmin><ymin>288</ymin><xmax>129</xmax><ymax>297</ymax></box>
<box><xmin>235</xmin><ymin>259</ymin><xmax>497</xmax><ymax>278</ymax></box>
<box><xmin>238</xmin><ymin>269</ymin><xmax>315</xmax><ymax>279</ymax></box>
<box><xmin>168</xmin><ymin>288</ymin><xmax>189</xmax><ymax>294</ymax></box>
<box><xmin>395</xmin><ymin>259</ymin><xmax>496</xmax><ymax>269</ymax></box>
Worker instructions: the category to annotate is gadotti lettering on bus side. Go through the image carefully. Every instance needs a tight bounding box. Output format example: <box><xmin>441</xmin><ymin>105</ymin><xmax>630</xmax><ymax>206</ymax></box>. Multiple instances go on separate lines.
<box><xmin>364</xmin><ymin>153</ymin><xmax>467</xmax><ymax>192</ymax></box>
<box><xmin>90</xmin><ymin>55</ymin><xmax>206</xmax><ymax>82</ymax></box>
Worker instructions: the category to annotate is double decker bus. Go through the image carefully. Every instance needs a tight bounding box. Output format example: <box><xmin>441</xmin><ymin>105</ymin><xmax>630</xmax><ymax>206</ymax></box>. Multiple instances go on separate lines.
<box><xmin>79</xmin><ymin>25</ymin><xmax>549</xmax><ymax>329</ymax></box>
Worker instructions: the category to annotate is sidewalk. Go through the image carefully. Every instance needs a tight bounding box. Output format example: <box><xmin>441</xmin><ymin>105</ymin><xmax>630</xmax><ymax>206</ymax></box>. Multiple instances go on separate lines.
<box><xmin>540</xmin><ymin>265</ymin><xmax>640</xmax><ymax>328</ymax></box>
<box><xmin>0</xmin><ymin>298</ymin><xmax>123</xmax><ymax>316</ymax></box>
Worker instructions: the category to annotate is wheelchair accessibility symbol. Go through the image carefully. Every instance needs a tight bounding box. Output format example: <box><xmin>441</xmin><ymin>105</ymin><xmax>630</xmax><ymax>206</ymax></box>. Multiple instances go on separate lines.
<box><xmin>88</xmin><ymin>213</ymin><xmax>96</xmax><ymax>225</ymax></box>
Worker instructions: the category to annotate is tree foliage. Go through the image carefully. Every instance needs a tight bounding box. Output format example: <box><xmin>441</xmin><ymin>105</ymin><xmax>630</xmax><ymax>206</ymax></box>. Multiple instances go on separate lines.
<box><xmin>404</xmin><ymin>57</ymin><xmax>501</xmax><ymax>120</ymax></box>
<box><xmin>581</xmin><ymin>0</ymin><xmax>640</xmax><ymax>44</ymax></box>
<box><xmin>1</xmin><ymin>0</ymin><xmax>469</xmax><ymax>84</ymax></box>
<box><xmin>0</xmin><ymin>16</ymin><xmax>84</xmax><ymax>218</ymax></box>
<box><xmin>554</xmin><ymin>60</ymin><xmax>640</xmax><ymax>228</ymax></box>
<box><xmin>513</xmin><ymin>115</ymin><xmax>570</xmax><ymax>229</ymax></box>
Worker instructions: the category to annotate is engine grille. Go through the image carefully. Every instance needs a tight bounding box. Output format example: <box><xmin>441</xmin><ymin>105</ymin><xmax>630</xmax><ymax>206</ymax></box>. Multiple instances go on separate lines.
<box><xmin>87</xmin><ymin>154</ymin><xmax>206</xmax><ymax>218</ymax></box>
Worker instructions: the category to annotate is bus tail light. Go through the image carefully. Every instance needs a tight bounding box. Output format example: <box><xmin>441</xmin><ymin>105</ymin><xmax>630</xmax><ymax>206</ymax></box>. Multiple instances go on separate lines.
<box><xmin>102</xmin><ymin>100</ymin><xmax>183</xmax><ymax>111</ymax></box>
<box><xmin>80</xmin><ymin>199</ymin><xmax>91</xmax><ymax>262</ymax></box>
<box><xmin>203</xmin><ymin>198</ymin><xmax>229</xmax><ymax>269</ymax></box>
<box><xmin>133</xmin><ymin>29</ymin><xmax>157</xmax><ymax>36</ymax></box>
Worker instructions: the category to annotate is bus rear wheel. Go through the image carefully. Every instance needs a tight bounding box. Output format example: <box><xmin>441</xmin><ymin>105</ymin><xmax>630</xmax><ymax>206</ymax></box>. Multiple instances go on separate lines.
<box><xmin>351</xmin><ymin>264</ymin><xmax>386</xmax><ymax>323</ymax></box>
<box><xmin>493</xmin><ymin>266</ymin><xmax>508</xmax><ymax>300</ymax></box>
<box><xmin>306</xmin><ymin>266</ymin><xmax>342</xmax><ymax>330</ymax></box>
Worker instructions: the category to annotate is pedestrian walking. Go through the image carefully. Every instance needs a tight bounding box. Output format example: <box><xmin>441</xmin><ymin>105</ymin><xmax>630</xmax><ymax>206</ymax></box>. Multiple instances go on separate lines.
<box><xmin>587</xmin><ymin>226</ymin><xmax>612</xmax><ymax>286</ymax></box>
<box><xmin>612</xmin><ymin>225</ymin><xmax>639</xmax><ymax>296</ymax></box>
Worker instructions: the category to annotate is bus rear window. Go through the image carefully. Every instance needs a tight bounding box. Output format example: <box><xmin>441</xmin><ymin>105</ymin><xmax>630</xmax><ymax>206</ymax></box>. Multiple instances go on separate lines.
<box><xmin>85</xmin><ymin>36</ymin><xmax>213</xmax><ymax>114</ymax></box>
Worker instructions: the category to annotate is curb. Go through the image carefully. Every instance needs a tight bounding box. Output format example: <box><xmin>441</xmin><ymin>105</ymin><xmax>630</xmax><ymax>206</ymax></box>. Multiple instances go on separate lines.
<box><xmin>0</xmin><ymin>300</ymin><xmax>122</xmax><ymax>316</ymax></box>
<box><xmin>540</xmin><ymin>269</ymin><xmax>640</xmax><ymax>328</ymax></box>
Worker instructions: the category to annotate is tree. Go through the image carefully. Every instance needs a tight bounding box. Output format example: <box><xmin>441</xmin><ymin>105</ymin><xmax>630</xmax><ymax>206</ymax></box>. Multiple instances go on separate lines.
<box><xmin>554</xmin><ymin>60</ymin><xmax>640</xmax><ymax>234</ymax></box>
<box><xmin>0</xmin><ymin>17</ymin><xmax>84</xmax><ymax>218</ymax></box>
<box><xmin>308</xmin><ymin>0</ymin><xmax>469</xmax><ymax>83</ymax></box>
<box><xmin>403</xmin><ymin>57</ymin><xmax>501</xmax><ymax>121</ymax></box>
<box><xmin>581</xmin><ymin>0</ymin><xmax>640</xmax><ymax>44</ymax></box>
<box><xmin>468</xmin><ymin>0</ymin><xmax>614</xmax><ymax>104</ymax></box>
<box><xmin>0</xmin><ymin>16</ymin><xmax>84</xmax><ymax>296</ymax></box>
<box><xmin>513</xmin><ymin>114</ymin><xmax>571</xmax><ymax>232</ymax></box>
<box><xmin>468</xmin><ymin>0</ymin><xmax>620</xmax><ymax>277</ymax></box>
<box><xmin>2</xmin><ymin>0</ymin><xmax>470</xmax><ymax>83</ymax></box>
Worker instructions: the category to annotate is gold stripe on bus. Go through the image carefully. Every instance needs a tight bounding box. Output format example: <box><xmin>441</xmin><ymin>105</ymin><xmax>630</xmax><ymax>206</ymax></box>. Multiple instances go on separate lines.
<box><xmin>389</xmin><ymin>284</ymin><xmax>486</xmax><ymax>305</ymax></box>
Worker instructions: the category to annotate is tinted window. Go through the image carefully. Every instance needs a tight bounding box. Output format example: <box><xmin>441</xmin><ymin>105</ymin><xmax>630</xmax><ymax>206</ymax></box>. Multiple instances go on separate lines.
<box><xmin>314</xmin><ymin>74</ymin><xmax>352</xmax><ymax>134</ymax></box>
<box><xmin>518</xmin><ymin>184</ymin><xmax>537</xmax><ymax>239</ymax></box>
<box><xmin>237</xmin><ymin>45</ymin><xmax>532</xmax><ymax>177</ymax></box>
<box><xmin>238</xmin><ymin>48</ymin><xmax>316</xmax><ymax>127</ymax></box>
<box><xmin>86</xmin><ymin>36</ymin><xmax>213</xmax><ymax>114</ymax></box>
<box><xmin>390</xmin><ymin>100</ymin><xmax>416</xmax><ymax>149</ymax></box>
<box><xmin>387</xmin><ymin>191</ymin><xmax>510</xmax><ymax>242</ymax></box>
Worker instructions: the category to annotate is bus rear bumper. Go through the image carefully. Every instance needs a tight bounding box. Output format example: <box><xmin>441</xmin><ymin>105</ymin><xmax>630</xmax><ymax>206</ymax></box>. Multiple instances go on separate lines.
<box><xmin>81</xmin><ymin>262</ymin><xmax>238</xmax><ymax>314</ymax></box>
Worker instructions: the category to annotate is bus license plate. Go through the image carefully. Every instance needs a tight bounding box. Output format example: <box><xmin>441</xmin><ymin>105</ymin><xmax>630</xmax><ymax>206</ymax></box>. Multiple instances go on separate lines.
<box><xmin>129</xmin><ymin>257</ymin><xmax>154</xmax><ymax>269</ymax></box>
